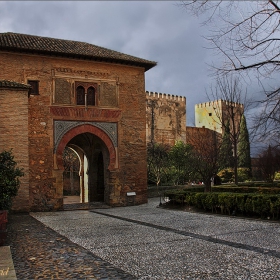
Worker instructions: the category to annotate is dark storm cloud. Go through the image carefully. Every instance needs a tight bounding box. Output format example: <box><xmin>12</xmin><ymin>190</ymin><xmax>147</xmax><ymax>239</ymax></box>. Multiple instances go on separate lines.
<box><xmin>0</xmin><ymin>1</ymin><xmax>215</xmax><ymax>124</ymax></box>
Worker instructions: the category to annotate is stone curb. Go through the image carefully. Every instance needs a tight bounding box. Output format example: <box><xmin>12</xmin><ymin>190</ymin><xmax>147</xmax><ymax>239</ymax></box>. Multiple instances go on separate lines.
<box><xmin>0</xmin><ymin>246</ymin><xmax>17</xmax><ymax>280</ymax></box>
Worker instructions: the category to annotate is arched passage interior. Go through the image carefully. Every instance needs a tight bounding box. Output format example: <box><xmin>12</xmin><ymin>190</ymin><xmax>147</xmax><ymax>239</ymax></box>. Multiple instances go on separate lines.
<box><xmin>62</xmin><ymin>132</ymin><xmax>110</xmax><ymax>204</ymax></box>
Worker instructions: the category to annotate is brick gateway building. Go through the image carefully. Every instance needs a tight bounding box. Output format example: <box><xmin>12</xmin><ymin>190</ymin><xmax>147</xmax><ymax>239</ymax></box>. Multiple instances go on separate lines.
<box><xmin>0</xmin><ymin>32</ymin><xmax>156</xmax><ymax>212</ymax></box>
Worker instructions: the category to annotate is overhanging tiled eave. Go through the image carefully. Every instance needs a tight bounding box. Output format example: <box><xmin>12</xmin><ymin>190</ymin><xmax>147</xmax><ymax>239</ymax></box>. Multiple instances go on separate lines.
<box><xmin>0</xmin><ymin>79</ymin><xmax>31</xmax><ymax>90</ymax></box>
<box><xmin>0</xmin><ymin>47</ymin><xmax>157</xmax><ymax>71</ymax></box>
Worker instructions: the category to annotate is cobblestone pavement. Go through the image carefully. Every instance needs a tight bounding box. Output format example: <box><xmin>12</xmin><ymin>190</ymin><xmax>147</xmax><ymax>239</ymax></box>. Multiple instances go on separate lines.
<box><xmin>7</xmin><ymin>198</ymin><xmax>280</xmax><ymax>279</ymax></box>
<box><xmin>6</xmin><ymin>213</ymin><xmax>136</xmax><ymax>279</ymax></box>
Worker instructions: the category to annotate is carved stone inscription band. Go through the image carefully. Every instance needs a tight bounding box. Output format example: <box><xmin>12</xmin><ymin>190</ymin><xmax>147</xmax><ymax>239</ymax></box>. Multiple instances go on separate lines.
<box><xmin>54</xmin><ymin>120</ymin><xmax>118</xmax><ymax>152</ymax></box>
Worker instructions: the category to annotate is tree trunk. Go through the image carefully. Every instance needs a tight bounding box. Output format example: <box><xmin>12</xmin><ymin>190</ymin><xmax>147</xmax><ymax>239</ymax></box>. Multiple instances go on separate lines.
<box><xmin>204</xmin><ymin>178</ymin><xmax>212</xmax><ymax>192</ymax></box>
<box><xmin>233</xmin><ymin>141</ymin><xmax>238</xmax><ymax>185</ymax></box>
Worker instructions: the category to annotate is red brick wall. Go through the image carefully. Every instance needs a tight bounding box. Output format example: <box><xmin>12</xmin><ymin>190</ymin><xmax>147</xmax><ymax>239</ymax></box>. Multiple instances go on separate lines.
<box><xmin>186</xmin><ymin>126</ymin><xmax>221</xmax><ymax>154</ymax></box>
<box><xmin>0</xmin><ymin>87</ymin><xmax>30</xmax><ymax>212</ymax></box>
<box><xmin>0</xmin><ymin>51</ymin><xmax>148</xmax><ymax>210</ymax></box>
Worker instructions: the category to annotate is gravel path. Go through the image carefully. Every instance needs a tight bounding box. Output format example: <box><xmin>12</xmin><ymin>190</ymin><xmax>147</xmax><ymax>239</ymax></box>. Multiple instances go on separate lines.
<box><xmin>29</xmin><ymin>198</ymin><xmax>280</xmax><ymax>280</ymax></box>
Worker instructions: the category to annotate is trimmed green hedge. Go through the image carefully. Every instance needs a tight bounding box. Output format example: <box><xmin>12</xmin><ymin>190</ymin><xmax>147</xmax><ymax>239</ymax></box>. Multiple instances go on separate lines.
<box><xmin>164</xmin><ymin>186</ymin><xmax>205</xmax><ymax>203</ymax></box>
<box><xmin>164</xmin><ymin>191</ymin><xmax>280</xmax><ymax>219</ymax></box>
<box><xmin>223</xmin><ymin>182</ymin><xmax>280</xmax><ymax>187</ymax></box>
<box><xmin>212</xmin><ymin>186</ymin><xmax>280</xmax><ymax>194</ymax></box>
<box><xmin>147</xmin><ymin>185</ymin><xmax>203</xmax><ymax>198</ymax></box>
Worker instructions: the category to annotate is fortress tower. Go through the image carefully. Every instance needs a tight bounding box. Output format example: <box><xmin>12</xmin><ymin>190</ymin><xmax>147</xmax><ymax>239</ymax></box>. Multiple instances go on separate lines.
<box><xmin>146</xmin><ymin>91</ymin><xmax>186</xmax><ymax>146</ymax></box>
<box><xmin>195</xmin><ymin>100</ymin><xmax>244</xmax><ymax>135</ymax></box>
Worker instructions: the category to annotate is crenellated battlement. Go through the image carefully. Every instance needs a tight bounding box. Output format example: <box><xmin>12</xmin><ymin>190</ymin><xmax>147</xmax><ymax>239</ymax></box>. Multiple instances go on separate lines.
<box><xmin>195</xmin><ymin>99</ymin><xmax>243</xmax><ymax>108</ymax></box>
<box><xmin>146</xmin><ymin>91</ymin><xmax>186</xmax><ymax>102</ymax></box>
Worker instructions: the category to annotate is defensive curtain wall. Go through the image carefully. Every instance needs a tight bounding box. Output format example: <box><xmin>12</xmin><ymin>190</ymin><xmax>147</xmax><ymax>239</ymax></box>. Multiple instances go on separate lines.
<box><xmin>146</xmin><ymin>91</ymin><xmax>186</xmax><ymax>146</ymax></box>
<box><xmin>0</xmin><ymin>32</ymin><xmax>156</xmax><ymax>212</ymax></box>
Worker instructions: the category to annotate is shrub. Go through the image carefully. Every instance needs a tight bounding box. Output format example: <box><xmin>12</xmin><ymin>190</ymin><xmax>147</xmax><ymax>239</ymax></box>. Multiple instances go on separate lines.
<box><xmin>218</xmin><ymin>193</ymin><xmax>236</xmax><ymax>215</ymax></box>
<box><xmin>218</xmin><ymin>168</ymin><xmax>234</xmax><ymax>183</ymax></box>
<box><xmin>193</xmin><ymin>193</ymin><xmax>208</xmax><ymax>210</ymax></box>
<box><xmin>244</xmin><ymin>196</ymin><xmax>253</xmax><ymax>215</ymax></box>
<box><xmin>164</xmin><ymin>188</ymin><xmax>280</xmax><ymax>220</ymax></box>
<box><xmin>235</xmin><ymin>193</ymin><xmax>247</xmax><ymax>214</ymax></box>
<box><xmin>185</xmin><ymin>192</ymin><xmax>196</xmax><ymax>206</ymax></box>
<box><xmin>0</xmin><ymin>150</ymin><xmax>24</xmax><ymax>210</ymax></box>
<box><xmin>218</xmin><ymin>168</ymin><xmax>252</xmax><ymax>183</ymax></box>
<box><xmin>212</xmin><ymin>183</ymin><xmax>280</xmax><ymax>194</ymax></box>
<box><xmin>164</xmin><ymin>189</ymin><xmax>186</xmax><ymax>204</ymax></box>
<box><xmin>237</xmin><ymin>167</ymin><xmax>251</xmax><ymax>182</ymax></box>
<box><xmin>204</xmin><ymin>193</ymin><xmax>219</xmax><ymax>213</ymax></box>
<box><xmin>275</xmin><ymin>172</ymin><xmax>280</xmax><ymax>181</ymax></box>
<box><xmin>270</xmin><ymin>197</ymin><xmax>280</xmax><ymax>219</ymax></box>
<box><xmin>185</xmin><ymin>186</ymin><xmax>205</xmax><ymax>193</ymax></box>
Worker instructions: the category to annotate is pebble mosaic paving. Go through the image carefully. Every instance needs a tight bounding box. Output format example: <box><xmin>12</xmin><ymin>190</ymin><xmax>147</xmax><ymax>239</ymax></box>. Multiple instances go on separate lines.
<box><xmin>30</xmin><ymin>198</ymin><xmax>280</xmax><ymax>280</ymax></box>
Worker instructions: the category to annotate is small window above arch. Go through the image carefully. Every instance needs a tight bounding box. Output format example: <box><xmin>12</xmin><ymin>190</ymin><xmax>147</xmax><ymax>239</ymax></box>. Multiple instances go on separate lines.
<box><xmin>76</xmin><ymin>86</ymin><xmax>85</xmax><ymax>105</ymax></box>
<box><xmin>87</xmin><ymin>86</ymin><xmax>95</xmax><ymax>106</ymax></box>
<box><xmin>75</xmin><ymin>82</ymin><xmax>97</xmax><ymax>106</ymax></box>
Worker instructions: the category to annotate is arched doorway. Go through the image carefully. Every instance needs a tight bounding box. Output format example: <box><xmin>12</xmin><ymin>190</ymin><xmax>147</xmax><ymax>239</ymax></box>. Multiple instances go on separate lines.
<box><xmin>62</xmin><ymin>132</ymin><xmax>109</xmax><ymax>205</ymax></box>
<box><xmin>55</xmin><ymin>123</ymin><xmax>117</xmax><ymax>207</ymax></box>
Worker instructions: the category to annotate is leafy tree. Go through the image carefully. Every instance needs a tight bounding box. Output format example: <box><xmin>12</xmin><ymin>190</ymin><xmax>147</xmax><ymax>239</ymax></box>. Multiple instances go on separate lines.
<box><xmin>147</xmin><ymin>142</ymin><xmax>170</xmax><ymax>188</ymax></box>
<box><xmin>0</xmin><ymin>150</ymin><xmax>24</xmax><ymax>210</ymax></box>
<box><xmin>182</xmin><ymin>0</ymin><xmax>280</xmax><ymax>146</ymax></box>
<box><xmin>238</xmin><ymin>115</ymin><xmax>251</xmax><ymax>171</ymax></box>
<box><xmin>168</xmin><ymin>141</ymin><xmax>194</xmax><ymax>186</ymax></box>
<box><xmin>218</xmin><ymin>121</ymin><xmax>234</xmax><ymax>171</ymax></box>
<box><xmin>256</xmin><ymin>145</ymin><xmax>280</xmax><ymax>182</ymax></box>
<box><xmin>147</xmin><ymin>142</ymin><xmax>170</xmax><ymax>205</ymax></box>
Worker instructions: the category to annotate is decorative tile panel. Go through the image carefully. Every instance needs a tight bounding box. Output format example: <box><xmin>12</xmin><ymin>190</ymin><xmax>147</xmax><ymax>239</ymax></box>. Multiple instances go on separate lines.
<box><xmin>54</xmin><ymin>120</ymin><xmax>117</xmax><ymax>152</ymax></box>
<box><xmin>54</xmin><ymin>78</ymin><xmax>71</xmax><ymax>104</ymax></box>
<box><xmin>100</xmin><ymin>81</ymin><xmax>118</xmax><ymax>107</ymax></box>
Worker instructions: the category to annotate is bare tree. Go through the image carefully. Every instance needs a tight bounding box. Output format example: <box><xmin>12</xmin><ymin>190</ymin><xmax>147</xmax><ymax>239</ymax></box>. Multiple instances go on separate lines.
<box><xmin>182</xmin><ymin>0</ymin><xmax>280</xmax><ymax>146</ymax></box>
<box><xmin>186</xmin><ymin>127</ymin><xmax>220</xmax><ymax>191</ymax></box>
<box><xmin>207</xmin><ymin>75</ymin><xmax>246</xmax><ymax>184</ymax></box>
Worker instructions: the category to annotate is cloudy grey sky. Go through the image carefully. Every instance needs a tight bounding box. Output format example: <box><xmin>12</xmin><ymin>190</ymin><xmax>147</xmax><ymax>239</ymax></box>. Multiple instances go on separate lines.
<box><xmin>0</xmin><ymin>1</ymin><xmax>215</xmax><ymax>126</ymax></box>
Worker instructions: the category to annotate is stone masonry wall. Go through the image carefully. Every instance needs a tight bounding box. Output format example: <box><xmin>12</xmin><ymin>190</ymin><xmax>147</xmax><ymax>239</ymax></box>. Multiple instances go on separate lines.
<box><xmin>146</xmin><ymin>91</ymin><xmax>186</xmax><ymax>146</ymax></box>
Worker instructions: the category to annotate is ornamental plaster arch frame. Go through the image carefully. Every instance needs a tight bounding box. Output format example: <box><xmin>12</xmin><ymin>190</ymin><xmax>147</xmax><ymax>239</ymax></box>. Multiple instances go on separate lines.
<box><xmin>54</xmin><ymin>122</ymin><xmax>118</xmax><ymax>171</ymax></box>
